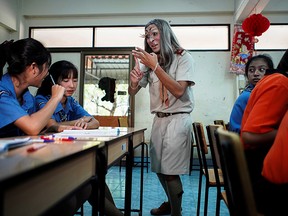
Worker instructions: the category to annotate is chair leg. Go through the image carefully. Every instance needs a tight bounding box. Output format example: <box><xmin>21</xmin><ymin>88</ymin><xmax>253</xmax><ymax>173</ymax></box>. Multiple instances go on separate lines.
<box><xmin>203</xmin><ymin>183</ymin><xmax>209</xmax><ymax>216</ymax></box>
<box><xmin>215</xmin><ymin>190</ymin><xmax>221</xmax><ymax>216</ymax></box>
<box><xmin>196</xmin><ymin>172</ymin><xmax>202</xmax><ymax>216</ymax></box>
<box><xmin>189</xmin><ymin>145</ymin><xmax>194</xmax><ymax>175</ymax></box>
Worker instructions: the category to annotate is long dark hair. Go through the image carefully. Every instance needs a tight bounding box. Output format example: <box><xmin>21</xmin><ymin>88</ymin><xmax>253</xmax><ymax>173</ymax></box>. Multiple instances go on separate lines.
<box><xmin>144</xmin><ymin>19</ymin><xmax>182</xmax><ymax>71</ymax></box>
<box><xmin>0</xmin><ymin>38</ymin><xmax>51</xmax><ymax>79</ymax></box>
<box><xmin>36</xmin><ymin>60</ymin><xmax>78</xmax><ymax>96</ymax></box>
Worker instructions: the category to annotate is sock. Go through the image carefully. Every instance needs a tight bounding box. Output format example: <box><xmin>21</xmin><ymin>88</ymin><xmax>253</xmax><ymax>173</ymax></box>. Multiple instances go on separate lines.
<box><xmin>166</xmin><ymin>175</ymin><xmax>183</xmax><ymax>216</ymax></box>
<box><xmin>157</xmin><ymin>173</ymin><xmax>169</xmax><ymax>201</ymax></box>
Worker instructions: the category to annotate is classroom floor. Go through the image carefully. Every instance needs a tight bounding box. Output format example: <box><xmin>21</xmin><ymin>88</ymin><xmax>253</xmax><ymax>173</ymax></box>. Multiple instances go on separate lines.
<box><xmin>80</xmin><ymin>162</ymin><xmax>230</xmax><ymax>216</ymax></box>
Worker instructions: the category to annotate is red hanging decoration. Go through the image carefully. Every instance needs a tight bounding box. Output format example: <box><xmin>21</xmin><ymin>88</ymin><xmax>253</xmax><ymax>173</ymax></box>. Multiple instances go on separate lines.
<box><xmin>242</xmin><ymin>14</ymin><xmax>270</xmax><ymax>37</ymax></box>
<box><xmin>230</xmin><ymin>25</ymin><xmax>254</xmax><ymax>75</ymax></box>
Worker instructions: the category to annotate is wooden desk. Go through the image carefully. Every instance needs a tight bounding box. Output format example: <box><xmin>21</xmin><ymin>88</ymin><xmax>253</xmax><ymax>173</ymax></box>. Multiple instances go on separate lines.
<box><xmin>88</xmin><ymin>127</ymin><xmax>147</xmax><ymax>216</ymax></box>
<box><xmin>0</xmin><ymin>127</ymin><xmax>146</xmax><ymax>216</ymax></box>
<box><xmin>0</xmin><ymin>139</ymin><xmax>104</xmax><ymax>216</ymax></box>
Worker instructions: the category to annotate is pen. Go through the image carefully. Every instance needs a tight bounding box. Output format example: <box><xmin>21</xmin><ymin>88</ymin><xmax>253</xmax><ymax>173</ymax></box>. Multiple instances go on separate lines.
<box><xmin>41</xmin><ymin>136</ymin><xmax>76</xmax><ymax>142</ymax></box>
<box><xmin>27</xmin><ymin>144</ymin><xmax>47</xmax><ymax>152</ymax></box>
<box><xmin>50</xmin><ymin>74</ymin><xmax>56</xmax><ymax>85</ymax></box>
<box><xmin>29</xmin><ymin>139</ymin><xmax>55</xmax><ymax>143</ymax></box>
<box><xmin>53</xmin><ymin>137</ymin><xmax>76</xmax><ymax>141</ymax></box>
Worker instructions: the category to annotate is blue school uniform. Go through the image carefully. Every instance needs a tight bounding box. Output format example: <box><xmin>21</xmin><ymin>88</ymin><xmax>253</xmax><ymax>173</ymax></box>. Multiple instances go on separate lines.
<box><xmin>35</xmin><ymin>95</ymin><xmax>91</xmax><ymax>122</ymax></box>
<box><xmin>0</xmin><ymin>73</ymin><xmax>36</xmax><ymax>137</ymax></box>
<box><xmin>229</xmin><ymin>83</ymin><xmax>254</xmax><ymax>133</ymax></box>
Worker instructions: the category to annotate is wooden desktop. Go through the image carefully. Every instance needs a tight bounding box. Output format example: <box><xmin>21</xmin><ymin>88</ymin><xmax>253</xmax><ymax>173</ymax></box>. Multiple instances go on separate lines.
<box><xmin>0</xmin><ymin>127</ymin><xmax>146</xmax><ymax>216</ymax></box>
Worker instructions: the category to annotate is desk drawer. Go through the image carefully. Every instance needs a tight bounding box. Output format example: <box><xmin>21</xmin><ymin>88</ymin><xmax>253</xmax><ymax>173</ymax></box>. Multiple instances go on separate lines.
<box><xmin>107</xmin><ymin>138</ymin><xmax>128</xmax><ymax>166</ymax></box>
<box><xmin>133</xmin><ymin>131</ymin><xmax>145</xmax><ymax>148</ymax></box>
<box><xmin>4</xmin><ymin>151</ymin><xmax>96</xmax><ymax>216</ymax></box>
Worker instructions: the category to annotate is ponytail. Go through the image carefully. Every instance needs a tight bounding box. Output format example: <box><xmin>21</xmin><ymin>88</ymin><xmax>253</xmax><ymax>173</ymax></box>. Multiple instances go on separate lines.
<box><xmin>0</xmin><ymin>40</ymin><xmax>13</xmax><ymax>79</ymax></box>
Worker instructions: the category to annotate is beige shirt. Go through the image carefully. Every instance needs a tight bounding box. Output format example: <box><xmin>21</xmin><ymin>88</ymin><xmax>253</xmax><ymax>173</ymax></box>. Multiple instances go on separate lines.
<box><xmin>139</xmin><ymin>51</ymin><xmax>195</xmax><ymax>113</ymax></box>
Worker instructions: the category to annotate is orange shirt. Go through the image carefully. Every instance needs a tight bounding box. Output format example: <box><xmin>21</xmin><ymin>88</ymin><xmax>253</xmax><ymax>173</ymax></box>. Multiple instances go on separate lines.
<box><xmin>241</xmin><ymin>73</ymin><xmax>288</xmax><ymax>150</ymax></box>
<box><xmin>262</xmin><ymin>111</ymin><xmax>288</xmax><ymax>184</ymax></box>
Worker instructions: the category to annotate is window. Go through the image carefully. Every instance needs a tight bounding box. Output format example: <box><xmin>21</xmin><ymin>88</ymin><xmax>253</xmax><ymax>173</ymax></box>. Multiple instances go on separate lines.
<box><xmin>172</xmin><ymin>25</ymin><xmax>229</xmax><ymax>50</ymax></box>
<box><xmin>30</xmin><ymin>25</ymin><xmax>230</xmax><ymax>51</ymax></box>
<box><xmin>30</xmin><ymin>27</ymin><xmax>93</xmax><ymax>47</ymax></box>
<box><xmin>255</xmin><ymin>24</ymin><xmax>288</xmax><ymax>50</ymax></box>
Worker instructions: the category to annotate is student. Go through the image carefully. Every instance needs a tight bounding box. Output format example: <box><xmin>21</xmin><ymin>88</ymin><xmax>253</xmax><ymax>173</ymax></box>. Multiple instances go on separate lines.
<box><xmin>240</xmin><ymin>52</ymin><xmax>288</xmax><ymax>214</ymax></box>
<box><xmin>36</xmin><ymin>60</ymin><xmax>123</xmax><ymax>216</ymax></box>
<box><xmin>229</xmin><ymin>55</ymin><xmax>274</xmax><ymax>133</ymax></box>
<box><xmin>0</xmin><ymin>38</ymin><xmax>67</xmax><ymax>137</ymax></box>
<box><xmin>129</xmin><ymin>19</ymin><xmax>195</xmax><ymax>216</ymax></box>
<box><xmin>36</xmin><ymin>60</ymin><xmax>99</xmax><ymax>131</ymax></box>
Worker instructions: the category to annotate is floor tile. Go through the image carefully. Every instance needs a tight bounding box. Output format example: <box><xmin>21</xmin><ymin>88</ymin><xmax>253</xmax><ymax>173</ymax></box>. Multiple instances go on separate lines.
<box><xmin>79</xmin><ymin>164</ymin><xmax>230</xmax><ymax>216</ymax></box>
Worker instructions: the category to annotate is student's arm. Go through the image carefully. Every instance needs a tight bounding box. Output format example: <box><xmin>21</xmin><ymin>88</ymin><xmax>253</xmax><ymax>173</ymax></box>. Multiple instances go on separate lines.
<box><xmin>242</xmin><ymin>129</ymin><xmax>277</xmax><ymax>149</ymax></box>
<box><xmin>47</xmin><ymin>116</ymin><xmax>99</xmax><ymax>130</ymax></box>
<box><xmin>14</xmin><ymin>85</ymin><xmax>65</xmax><ymax>135</ymax></box>
<box><xmin>43</xmin><ymin>119</ymin><xmax>83</xmax><ymax>132</ymax></box>
<box><xmin>73</xmin><ymin>116</ymin><xmax>100</xmax><ymax>129</ymax></box>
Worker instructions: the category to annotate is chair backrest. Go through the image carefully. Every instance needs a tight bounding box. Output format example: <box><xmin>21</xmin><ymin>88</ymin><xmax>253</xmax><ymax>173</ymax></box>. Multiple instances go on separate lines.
<box><xmin>214</xmin><ymin>120</ymin><xmax>227</xmax><ymax>130</ymax></box>
<box><xmin>193</xmin><ymin>122</ymin><xmax>209</xmax><ymax>174</ymax></box>
<box><xmin>118</xmin><ymin>116</ymin><xmax>128</xmax><ymax>127</ymax></box>
<box><xmin>206</xmin><ymin>124</ymin><xmax>222</xmax><ymax>169</ymax></box>
<box><xmin>215</xmin><ymin>127</ymin><xmax>258</xmax><ymax>216</ymax></box>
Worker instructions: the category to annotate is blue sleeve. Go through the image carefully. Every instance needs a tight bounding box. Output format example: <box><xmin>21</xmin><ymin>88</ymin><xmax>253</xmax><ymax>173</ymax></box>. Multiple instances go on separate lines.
<box><xmin>229</xmin><ymin>91</ymin><xmax>251</xmax><ymax>133</ymax></box>
<box><xmin>70</xmin><ymin>97</ymin><xmax>91</xmax><ymax>119</ymax></box>
<box><xmin>35</xmin><ymin>95</ymin><xmax>49</xmax><ymax>110</ymax></box>
<box><xmin>0</xmin><ymin>91</ymin><xmax>29</xmax><ymax>128</ymax></box>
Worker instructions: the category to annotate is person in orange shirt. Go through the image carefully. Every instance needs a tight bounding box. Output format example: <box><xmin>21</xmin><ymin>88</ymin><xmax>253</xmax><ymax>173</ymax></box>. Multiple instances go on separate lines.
<box><xmin>262</xmin><ymin>110</ymin><xmax>288</xmax><ymax>184</ymax></box>
<box><xmin>241</xmin><ymin>50</ymin><xmax>288</xmax><ymax>215</ymax></box>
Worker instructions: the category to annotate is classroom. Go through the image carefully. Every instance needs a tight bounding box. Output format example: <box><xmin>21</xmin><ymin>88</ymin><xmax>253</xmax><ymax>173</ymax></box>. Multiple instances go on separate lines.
<box><xmin>0</xmin><ymin>0</ymin><xmax>287</xmax><ymax>215</ymax></box>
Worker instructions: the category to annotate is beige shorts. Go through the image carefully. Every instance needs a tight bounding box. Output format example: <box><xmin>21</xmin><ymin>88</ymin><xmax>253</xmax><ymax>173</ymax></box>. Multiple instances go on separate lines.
<box><xmin>150</xmin><ymin>113</ymin><xmax>192</xmax><ymax>175</ymax></box>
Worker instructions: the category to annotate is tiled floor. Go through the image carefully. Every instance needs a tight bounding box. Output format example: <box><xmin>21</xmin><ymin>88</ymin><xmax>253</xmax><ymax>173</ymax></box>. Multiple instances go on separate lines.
<box><xmin>81</xmin><ymin>162</ymin><xmax>230</xmax><ymax>216</ymax></box>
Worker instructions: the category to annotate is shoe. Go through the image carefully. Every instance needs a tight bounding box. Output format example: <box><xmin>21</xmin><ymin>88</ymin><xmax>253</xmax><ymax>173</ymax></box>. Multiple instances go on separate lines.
<box><xmin>150</xmin><ymin>202</ymin><xmax>171</xmax><ymax>215</ymax></box>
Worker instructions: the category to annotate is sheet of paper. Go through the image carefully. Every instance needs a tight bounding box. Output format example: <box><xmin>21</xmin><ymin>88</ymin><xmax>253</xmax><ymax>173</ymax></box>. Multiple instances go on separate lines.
<box><xmin>54</xmin><ymin>128</ymin><xmax>120</xmax><ymax>138</ymax></box>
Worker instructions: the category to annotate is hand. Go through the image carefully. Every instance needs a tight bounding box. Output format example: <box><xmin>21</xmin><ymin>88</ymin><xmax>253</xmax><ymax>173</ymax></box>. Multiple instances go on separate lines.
<box><xmin>57</xmin><ymin>125</ymin><xmax>84</xmax><ymax>132</ymax></box>
<box><xmin>74</xmin><ymin>118</ymin><xmax>89</xmax><ymax>129</ymax></box>
<box><xmin>130</xmin><ymin>56</ymin><xmax>144</xmax><ymax>86</ymax></box>
<box><xmin>51</xmin><ymin>84</ymin><xmax>65</xmax><ymax>101</ymax></box>
<box><xmin>132</xmin><ymin>47</ymin><xmax>158</xmax><ymax>70</ymax></box>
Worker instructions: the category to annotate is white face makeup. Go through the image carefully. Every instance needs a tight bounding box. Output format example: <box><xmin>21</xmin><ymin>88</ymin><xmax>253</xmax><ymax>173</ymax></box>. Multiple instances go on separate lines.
<box><xmin>145</xmin><ymin>24</ymin><xmax>161</xmax><ymax>53</ymax></box>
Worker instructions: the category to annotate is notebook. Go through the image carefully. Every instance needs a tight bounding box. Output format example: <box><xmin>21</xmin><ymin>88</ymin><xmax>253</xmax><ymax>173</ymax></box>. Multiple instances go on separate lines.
<box><xmin>0</xmin><ymin>137</ymin><xmax>31</xmax><ymax>154</ymax></box>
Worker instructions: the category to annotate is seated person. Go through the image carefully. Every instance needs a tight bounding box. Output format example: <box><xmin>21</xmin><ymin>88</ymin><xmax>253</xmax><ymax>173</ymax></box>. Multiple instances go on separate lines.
<box><xmin>36</xmin><ymin>60</ymin><xmax>123</xmax><ymax>216</ymax></box>
<box><xmin>229</xmin><ymin>54</ymin><xmax>273</xmax><ymax>133</ymax></box>
<box><xmin>0</xmin><ymin>38</ymin><xmax>72</xmax><ymax>138</ymax></box>
<box><xmin>36</xmin><ymin>60</ymin><xmax>100</xmax><ymax>131</ymax></box>
<box><xmin>240</xmin><ymin>51</ymin><xmax>288</xmax><ymax>215</ymax></box>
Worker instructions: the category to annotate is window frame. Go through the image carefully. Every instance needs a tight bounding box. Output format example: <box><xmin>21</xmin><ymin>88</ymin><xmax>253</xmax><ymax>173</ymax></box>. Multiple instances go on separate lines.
<box><xmin>29</xmin><ymin>24</ymin><xmax>231</xmax><ymax>51</ymax></box>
